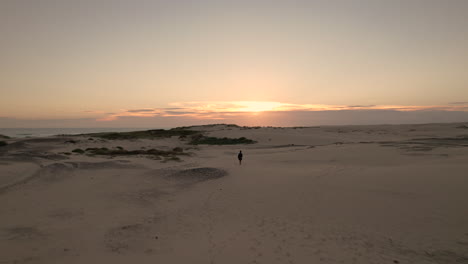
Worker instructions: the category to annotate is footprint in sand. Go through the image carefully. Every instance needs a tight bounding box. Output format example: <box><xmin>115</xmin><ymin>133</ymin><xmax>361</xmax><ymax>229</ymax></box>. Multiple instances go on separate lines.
<box><xmin>104</xmin><ymin>223</ymin><xmax>153</xmax><ymax>254</ymax></box>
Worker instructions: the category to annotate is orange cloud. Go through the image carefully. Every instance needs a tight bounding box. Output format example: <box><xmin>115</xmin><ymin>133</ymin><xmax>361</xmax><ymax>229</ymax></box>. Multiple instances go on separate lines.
<box><xmin>94</xmin><ymin>101</ymin><xmax>468</xmax><ymax>121</ymax></box>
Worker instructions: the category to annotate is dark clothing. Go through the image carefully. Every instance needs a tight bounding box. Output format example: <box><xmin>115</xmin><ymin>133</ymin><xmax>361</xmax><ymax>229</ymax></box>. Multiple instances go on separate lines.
<box><xmin>238</xmin><ymin>153</ymin><xmax>243</xmax><ymax>160</ymax></box>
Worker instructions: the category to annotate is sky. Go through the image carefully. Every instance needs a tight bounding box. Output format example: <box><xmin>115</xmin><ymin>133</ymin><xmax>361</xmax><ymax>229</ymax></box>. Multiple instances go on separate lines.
<box><xmin>1</xmin><ymin>0</ymin><xmax>468</xmax><ymax>128</ymax></box>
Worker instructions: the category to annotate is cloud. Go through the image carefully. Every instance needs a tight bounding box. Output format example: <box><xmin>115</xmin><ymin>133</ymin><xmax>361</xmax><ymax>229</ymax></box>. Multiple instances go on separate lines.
<box><xmin>3</xmin><ymin>108</ymin><xmax>468</xmax><ymax>128</ymax></box>
<box><xmin>449</xmin><ymin>102</ymin><xmax>468</xmax><ymax>105</ymax></box>
<box><xmin>163</xmin><ymin>107</ymin><xmax>185</xmax><ymax>110</ymax></box>
<box><xmin>93</xmin><ymin>101</ymin><xmax>468</xmax><ymax>123</ymax></box>
<box><xmin>347</xmin><ymin>105</ymin><xmax>376</xmax><ymax>108</ymax></box>
<box><xmin>164</xmin><ymin>111</ymin><xmax>198</xmax><ymax>115</ymax></box>
<box><xmin>127</xmin><ymin>109</ymin><xmax>157</xmax><ymax>113</ymax></box>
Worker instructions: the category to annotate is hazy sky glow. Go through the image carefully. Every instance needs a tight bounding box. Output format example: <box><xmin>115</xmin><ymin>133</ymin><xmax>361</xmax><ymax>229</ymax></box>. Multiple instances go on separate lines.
<box><xmin>1</xmin><ymin>0</ymin><xmax>468</xmax><ymax>127</ymax></box>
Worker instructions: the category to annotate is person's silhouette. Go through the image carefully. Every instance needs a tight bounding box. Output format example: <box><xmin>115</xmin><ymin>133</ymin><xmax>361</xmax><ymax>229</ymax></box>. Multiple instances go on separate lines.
<box><xmin>238</xmin><ymin>150</ymin><xmax>243</xmax><ymax>165</ymax></box>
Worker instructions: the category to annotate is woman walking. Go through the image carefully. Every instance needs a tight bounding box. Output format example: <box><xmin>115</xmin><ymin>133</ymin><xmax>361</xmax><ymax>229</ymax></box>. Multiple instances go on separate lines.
<box><xmin>238</xmin><ymin>150</ymin><xmax>243</xmax><ymax>165</ymax></box>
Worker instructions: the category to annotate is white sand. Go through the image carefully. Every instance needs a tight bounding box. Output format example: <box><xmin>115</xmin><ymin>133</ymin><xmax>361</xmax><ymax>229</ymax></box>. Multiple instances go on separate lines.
<box><xmin>1</xmin><ymin>123</ymin><xmax>468</xmax><ymax>263</ymax></box>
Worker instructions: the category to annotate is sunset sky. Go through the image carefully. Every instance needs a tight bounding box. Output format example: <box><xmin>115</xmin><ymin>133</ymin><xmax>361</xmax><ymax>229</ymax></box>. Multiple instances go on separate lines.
<box><xmin>1</xmin><ymin>0</ymin><xmax>468</xmax><ymax>127</ymax></box>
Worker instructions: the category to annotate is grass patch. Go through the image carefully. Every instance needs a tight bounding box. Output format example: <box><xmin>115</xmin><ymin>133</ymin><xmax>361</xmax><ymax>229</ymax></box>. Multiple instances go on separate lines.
<box><xmin>172</xmin><ymin>147</ymin><xmax>183</xmax><ymax>152</ymax></box>
<box><xmin>190</xmin><ymin>136</ymin><xmax>256</xmax><ymax>145</ymax></box>
<box><xmin>83</xmin><ymin>147</ymin><xmax>188</xmax><ymax>157</ymax></box>
<box><xmin>162</xmin><ymin>156</ymin><xmax>182</xmax><ymax>162</ymax></box>
<box><xmin>83</xmin><ymin>128</ymin><xmax>199</xmax><ymax>140</ymax></box>
<box><xmin>72</xmin><ymin>148</ymin><xmax>85</xmax><ymax>154</ymax></box>
<box><xmin>0</xmin><ymin>141</ymin><xmax>7</xmax><ymax>147</ymax></box>
<box><xmin>175</xmin><ymin>124</ymin><xmax>240</xmax><ymax>130</ymax></box>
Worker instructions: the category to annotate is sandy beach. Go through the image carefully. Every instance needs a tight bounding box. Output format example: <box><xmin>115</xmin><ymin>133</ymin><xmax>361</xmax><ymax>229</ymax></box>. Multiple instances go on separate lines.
<box><xmin>1</xmin><ymin>123</ymin><xmax>468</xmax><ymax>264</ymax></box>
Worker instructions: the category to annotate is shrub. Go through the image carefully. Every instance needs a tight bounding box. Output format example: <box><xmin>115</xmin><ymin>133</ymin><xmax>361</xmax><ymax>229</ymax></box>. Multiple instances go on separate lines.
<box><xmin>0</xmin><ymin>141</ymin><xmax>7</xmax><ymax>147</ymax></box>
<box><xmin>84</xmin><ymin>129</ymin><xmax>199</xmax><ymax>140</ymax></box>
<box><xmin>72</xmin><ymin>148</ymin><xmax>85</xmax><ymax>154</ymax></box>
<box><xmin>172</xmin><ymin>147</ymin><xmax>183</xmax><ymax>152</ymax></box>
<box><xmin>190</xmin><ymin>136</ymin><xmax>256</xmax><ymax>145</ymax></box>
<box><xmin>85</xmin><ymin>147</ymin><xmax>111</xmax><ymax>155</ymax></box>
<box><xmin>84</xmin><ymin>147</ymin><xmax>187</xmax><ymax>157</ymax></box>
<box><xmin>163</xmin><ymin>156</ymin><xmax>181</xmax><ymax>162</ymax></box>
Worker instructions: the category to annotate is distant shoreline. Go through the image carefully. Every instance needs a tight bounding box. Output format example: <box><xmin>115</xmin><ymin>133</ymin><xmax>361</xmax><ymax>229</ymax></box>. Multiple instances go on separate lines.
<box><xmin>1</xmin><ymin>122</ymin><xmax>467</xmax><ymax>138</ymax></box>
<box><xmin>0</xmin><ymin>127</ymin><xmax>155</xmax><ymax>138</ymax></box>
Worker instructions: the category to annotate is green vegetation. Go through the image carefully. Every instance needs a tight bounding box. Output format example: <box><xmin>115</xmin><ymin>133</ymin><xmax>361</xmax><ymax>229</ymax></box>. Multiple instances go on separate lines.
<box><xmin>190</xmin><ymin>135</ymin><xmax>256</xmax><ymax>145</ymax></box>
<box><xmin>0</xmin><ymin>134</ymin><xmax>10</xmax><ymax>139</ymax></box>
<box><xmin>70</xmin><ymin>146</ymin><xmax>186</xmax><ymax>162</ymax></box>
<box><xmin>175</xmin><ymin>124</ymin><xmax>240</xmax><ymax>130</ymax></box>
<box><xmin>172</xmin><ymin>147</ymin><xmax>183</xmax><ymax>152</ymax></box>
<box><xmin>72</xmin><ymin>148</ymin><xmax>85</xmax><ymax>154</ymax></box>
<box><xmin>84</xmin><ymin>128</ymin><xmax>199</xmax><ymax>140</ymax></box>
<box><xmin>83</xmin><ymin>147</ymin><xmax>188</xmax><ymax>157</ymax></box>
<box><xmin>0</xmin><ymin>141</ymin><xmax>7</xmax><ymax>147</ymax></box>
<box><xmin>162</xmin><ymin>156</ymin><xmax>182</xmax><ymax>162</ymax></box>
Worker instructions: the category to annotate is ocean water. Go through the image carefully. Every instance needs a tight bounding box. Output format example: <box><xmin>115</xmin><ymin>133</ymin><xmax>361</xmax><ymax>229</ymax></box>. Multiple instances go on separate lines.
<box><xmin>0</xmin><ymin>128</ymin><xmax>154</xmax><ymax>138</ymax></box>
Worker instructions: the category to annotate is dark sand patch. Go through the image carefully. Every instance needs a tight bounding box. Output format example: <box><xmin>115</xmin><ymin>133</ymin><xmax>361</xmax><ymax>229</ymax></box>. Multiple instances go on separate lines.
<box><xmin>0</xmin><ymin>141</ymin><xmax>27</xmax><ymax>154</ymax></box>
<box><xmin>0</xmin><ymin>163</ymin><xmax>73</xmax><ymax>195</ymax></box>
<box><xmin>117</xmin><ymin>188</ymin><xmax>168</xmax><ymax>206</ymax></box>
<box><xmin>380</xmin><ymin>135</ymin><xmax>468</xmax><ymax>152</ymax></box>
<box><xmin>0</xmin><ymin>161</ymin><xmax>140</xmax><ymax>195</ymax></box>
<box><xmin>168</xmin><ymin>167</ymin><xmax>228</xmax><ymax>183</ymax></box>
<box><xmin>2</xmin><ymin>226</ymin><xmax>46</xmax><ymax>241</ymax></box>
<box><xmin>0</xmin><ymin>139</ymin><xmax>70</xmax><ymax>164</ymax></box>
<box><xmin>64</xmin><ymin>161</ymin><xmax>142</xmax><ymax>170</ymax></box>
<box><xmin>424</xmin><ymin>250</ymin><xmax>468</xmax><ymax>264</ymax></box>
<box><xmin>47</xmin><ymin>208</ymin><xmax>84</xmax><ymax>220</ymax></box>
<box><xmin>35</xmin><ymin>163</ymin><xmax>75</xmax><ymax>182</ymax></box>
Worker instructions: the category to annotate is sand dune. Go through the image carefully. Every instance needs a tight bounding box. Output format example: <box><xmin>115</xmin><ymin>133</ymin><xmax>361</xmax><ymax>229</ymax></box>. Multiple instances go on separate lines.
<box><xmin>1</xmin><ymin>123</ymin><xmax>467</xmax><ymax>264</ymax></box>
